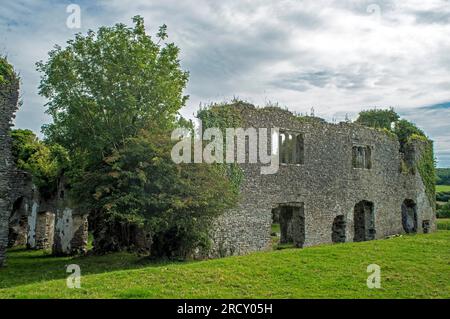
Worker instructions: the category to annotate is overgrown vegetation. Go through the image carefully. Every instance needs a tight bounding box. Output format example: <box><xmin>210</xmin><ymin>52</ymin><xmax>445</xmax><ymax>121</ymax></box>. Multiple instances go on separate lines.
<box><xmin>10</xmin><ymin>129</ymin><xmax>69</xmax><ymax>197</ymax></box>
<box><xmin>36</xmin><ymin>16</ymin><xmax>238</xmax><ymax>257</ymax></box>
<box><xmin>0</xmin><ymin>56</ymin><xmax>14</xmax><ymax>85</ymax></box>
<box><xmin>436</xmin><ymin>168</ymin><xmax>450</xmax><ymax>185</ymax></box>
<box><xmin>1</xmin><ymin>231</ymin><xmax>448</xmax><ymax>298</ymax></box>
<box><xmin>356</xmin><ymin>108</ymin><xmax>436</xmax><ymax>205</ymax></box>
<box><xmin>196</xmin><ymin>100</ymin><xmax>246</xmax><ymax>194</ymax></box>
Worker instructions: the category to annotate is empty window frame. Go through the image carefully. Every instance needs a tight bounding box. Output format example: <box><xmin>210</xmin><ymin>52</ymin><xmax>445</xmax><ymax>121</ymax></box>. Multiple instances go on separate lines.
<box><xmin>279</xmin><ymin>131</ymin><xmax>304</xmax><ymax>164</ymax></box>
<box><xmin>352</xmin><ymin>145</ymin><xmax>372</xmax><ymax>169</ymax></box>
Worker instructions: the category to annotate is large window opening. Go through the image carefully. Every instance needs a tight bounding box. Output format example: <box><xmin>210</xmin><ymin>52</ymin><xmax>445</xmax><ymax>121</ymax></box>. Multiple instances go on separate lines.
<box><xmin>352</xmin><ymin>146</ymin><xmax>372</xmax><ymax>169</ymax></box>
<box><xmin>353</xmin><ymin>200</ymin><xmax>375</xmax><ymax>242</ymax></box>
<box><xmin>279</xmin><ymin>131</ymin><xmax>304</xmax><ymax>165</ymax></box>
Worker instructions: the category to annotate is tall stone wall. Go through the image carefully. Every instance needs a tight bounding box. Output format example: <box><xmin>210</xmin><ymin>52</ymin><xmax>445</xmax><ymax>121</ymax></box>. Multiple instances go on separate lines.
<box><xmin>209</xmin><ymin>105</ymin><xmax>436</xmax><ymax>257</ymax></box>
<box><xmin>0</xmin><ymin>59</ymin><xmax>19</xmax><ymax>266</ymax></box>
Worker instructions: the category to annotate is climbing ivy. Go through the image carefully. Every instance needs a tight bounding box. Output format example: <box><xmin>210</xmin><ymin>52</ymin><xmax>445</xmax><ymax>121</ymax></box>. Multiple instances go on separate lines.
<box><xmin>197</xmin><ymin>101</ymin><xmax>245</xmax><ymax>195</ymax></box>
<box><xmin>409</xmin><ymin>134</ymin><xmax>436</xmax><ymax>206</ymax></box>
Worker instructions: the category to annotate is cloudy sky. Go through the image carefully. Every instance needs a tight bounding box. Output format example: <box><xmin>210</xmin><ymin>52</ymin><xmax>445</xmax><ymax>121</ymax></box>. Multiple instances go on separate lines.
<box><xmin>1</xmin><ymin>0</ymin><xmax>449</xmax><ymax>166</ymax></box>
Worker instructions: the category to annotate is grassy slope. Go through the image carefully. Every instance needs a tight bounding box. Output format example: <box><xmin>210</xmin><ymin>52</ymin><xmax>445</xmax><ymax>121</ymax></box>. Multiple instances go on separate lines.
<box><xmin>437</xmin><ymin>185</ymin><xmax>450</xmax><ymax>192</ymax></box>
<box><xmin>0</xmin><ymin>230</ymin><xmax>449</xmax><ymax>299</ymax></box>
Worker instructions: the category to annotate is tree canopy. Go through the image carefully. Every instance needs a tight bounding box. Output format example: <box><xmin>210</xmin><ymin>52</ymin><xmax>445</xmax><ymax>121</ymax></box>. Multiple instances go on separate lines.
<box><xmin>37</xmin><ymin>16</ymin><xmax>189</xmax><ymax>162</ymax></box>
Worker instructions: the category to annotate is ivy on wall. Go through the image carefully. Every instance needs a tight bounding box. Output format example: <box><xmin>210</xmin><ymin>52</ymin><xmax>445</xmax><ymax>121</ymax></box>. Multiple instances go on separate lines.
<box><xmin>409</xmin><ymin>134</ymin><xmax>436</xmax><ymax>207</ymax></box>
<box><xmin>197</xmin><ymin>100</ymin><xmax>245</xmax><ymax>195</ymax></box>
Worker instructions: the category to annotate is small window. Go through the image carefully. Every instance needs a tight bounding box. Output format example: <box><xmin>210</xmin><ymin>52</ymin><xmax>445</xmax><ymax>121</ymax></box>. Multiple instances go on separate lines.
<box><xmin>352</xmin><ymin>146</ymin><xmax>372</xmax><ymax>169</ymax></box>
<box><xmin>279</xmin><ymin>131</ymin><xmax>304</xmax><ymax>164</ymax></box>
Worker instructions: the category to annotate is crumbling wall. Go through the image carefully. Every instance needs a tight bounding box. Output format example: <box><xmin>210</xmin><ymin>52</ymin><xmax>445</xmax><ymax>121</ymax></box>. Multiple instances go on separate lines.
<box><xmin>209</xmin><ymin>104</ymin><xmax>436</xmax><ymax>257</ymax></box>
<box><xmin>0</xmin><ymin>59</ymin><xmax>19</xmax><ymax>266</ymax></box>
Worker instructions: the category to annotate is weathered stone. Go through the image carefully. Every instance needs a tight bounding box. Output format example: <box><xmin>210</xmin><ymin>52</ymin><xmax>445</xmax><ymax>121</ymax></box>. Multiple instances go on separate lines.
<box><xmin>208</xmin><ymin>105</ymin><xmax>436</xmax><ymax>257</ymax></box>
<box><xmin>0</xmin><ymin>62</ymin><xmax>20</xmax><ymax>266</ymax></box>
<box><xmin>35</xmin><ymin>211</ymin><xmax>55</xmax><ymax>250</ymax></box>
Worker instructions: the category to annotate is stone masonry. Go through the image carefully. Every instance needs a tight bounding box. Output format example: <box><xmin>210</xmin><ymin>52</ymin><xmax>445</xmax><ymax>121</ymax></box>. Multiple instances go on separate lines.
<box><xmin>209</xmin><ymin>104</ymin><xmax>436</xmax><ymax>257</ymax></box>
<box><xmin>0</xmin><ymin>62</ymin><xmax>19</xmax><ymax>267</ymax></box>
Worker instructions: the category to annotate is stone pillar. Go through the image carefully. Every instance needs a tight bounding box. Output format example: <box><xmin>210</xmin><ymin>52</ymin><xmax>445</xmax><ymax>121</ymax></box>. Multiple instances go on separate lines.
<box><xmin>53</xmin><ymin>208</ymin><xmax>89</xmax><ymax>255</ymax></box>
<box><xmin>0</xmin><ymin>58</ymin><xmax>19</xmax><ymax>266</ymax></box>
<box><xmin>35</xmin><ymin>212</ymin><xmax>55</xmax><ymax>250</ymax></box>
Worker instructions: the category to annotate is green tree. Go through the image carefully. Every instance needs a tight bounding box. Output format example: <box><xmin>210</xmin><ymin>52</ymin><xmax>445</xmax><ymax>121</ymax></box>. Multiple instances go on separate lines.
<box><xmin>74</xmin><ymin>131</ymin><xmax>237</xmax><ymax>258</ymax></box>
<box><xmin>37</xmin><ymin>16</ymin><xmax>189</xmax><ymax>162</ymax></box>
<box><xmin>11</xmin><ymin>129</ymin><xmax>69</xmax><ymax>197</ymax></box>
<box><xmin>355</xmin><ymin>108</ymin><xmax>400</xmax><ymax>130</ymax></box>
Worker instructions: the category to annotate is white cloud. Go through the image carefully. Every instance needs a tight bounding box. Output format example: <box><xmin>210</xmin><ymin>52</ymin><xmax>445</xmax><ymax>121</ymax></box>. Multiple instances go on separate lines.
<box><xmin>1</xmin><ymin>0</ymin><xmax>449</xmax><ymax>165</ymax></box>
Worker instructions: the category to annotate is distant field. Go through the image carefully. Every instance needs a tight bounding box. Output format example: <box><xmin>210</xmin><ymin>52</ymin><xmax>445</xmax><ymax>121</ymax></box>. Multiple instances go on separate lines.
<box><xmin>0</xmin><ymin>231</ymin><xmax>449</xmax><ymax>299</ymax></box>
<box><xmin>437</xmin><ymin>185</ymin><xmax>450</xmax><ymax>192</ymax></box>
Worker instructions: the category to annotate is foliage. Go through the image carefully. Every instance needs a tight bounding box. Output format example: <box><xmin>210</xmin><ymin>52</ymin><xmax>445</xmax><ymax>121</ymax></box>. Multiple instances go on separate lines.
<box><xmin>197</xmin><ymin>100</ymin><xmax>245</xmax><ymax>194</ymax></box>
<box><xmin>394</xmin><ymin>120</ymin><xmax>426</xmax><ymax>150</ymax></box>
<box><xmin>409</xmin><ymin>135</ymin><xmax>436</xmax><ymax>206</ymax></box>
<box><xmin>436</xmin><ymin>168</ymin><xmax>450</xmax><ymax>185</ymax></box>
<box><xmin>355</xmin><ymin>108</ymin><xmax>399</xmax><ymax>130</ymax></box>
<box><xmin>72</xmin><ymin>130</ymin><xmax>237</xmax><ymax>258</ymax></box>
<box><xmin>37</xmin><ymin>16</ymin><xmax>189</xmax><ymax>163</ymax></box>
<box><xmin>1</xmin><ymin>231</ymin><xmax>449</xmax><ymax>298</ymax></box>
<box><xmin>35</xmin><ymin>16</ymin><xmax>240</xmax><ymax>257</ymax></box>
<box><xmin>437</xmin><ymin>219</ymin><xmax>450</xmax><ymax>230</ymax></box>
<box><xmin>356</xmin><ymin>108</ymin><xmax>435</xmax><ymax>205</ymax></box>
<box><xmin>0</xmin><ymin>56</ymin><xmax>14</xmax><ymax>85</ymax></box>
<box><xmin>10</xmin><ymin>129</ymin><xmax>69</xmax><ymax>196</ymax></box>
<box><xmin>437</xmin><ymin>201</ymin><xmax>450</xmax><ymax>219</ymax></box>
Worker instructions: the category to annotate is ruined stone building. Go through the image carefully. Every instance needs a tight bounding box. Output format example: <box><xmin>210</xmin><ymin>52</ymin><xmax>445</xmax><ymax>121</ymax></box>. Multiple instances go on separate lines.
<box><xmin>0</xmin><ymin>60</ymin><xmax>20</xmax><ymax>266</ymax></box>
<box><xmin>0</xmin><ymin>70</ymin><xmax>436</xmax><ymax>263</ymax></box>
<box><xmin>0</xmin><ymin>61</ymin><xmax>88</xmax><ymax>267</ymax></box>
<box><xmin>208</xmin><ymin>104</ymin><xmax>435</xmax><ymax>257</ymax></box>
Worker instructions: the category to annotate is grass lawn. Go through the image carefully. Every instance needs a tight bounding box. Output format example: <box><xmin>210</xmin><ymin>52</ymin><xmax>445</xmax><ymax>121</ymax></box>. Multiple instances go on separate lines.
<box><xmin>0</xmin><ymin>231</ymin><xmax>449</xmax><ymax>299</ymax></box>
<box><xmin>437</xmin><ymin>185</ymin><xmax>450</xmax><ymax>192</ymax></box>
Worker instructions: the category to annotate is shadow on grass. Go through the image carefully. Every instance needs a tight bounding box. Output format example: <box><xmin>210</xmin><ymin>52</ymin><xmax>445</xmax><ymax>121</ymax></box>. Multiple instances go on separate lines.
<box><xmin>0</xmin><ymin>246</ymin><xmax>189</xmax><ymax>289</ymax></box>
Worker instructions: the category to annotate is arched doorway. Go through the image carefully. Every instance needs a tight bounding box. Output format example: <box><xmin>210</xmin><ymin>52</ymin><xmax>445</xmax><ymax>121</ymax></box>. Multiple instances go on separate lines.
<box><xmin>353</xmin><ymin>201</ymin><xmax>375</xmax><ymax>242</ymax></box>
<box><xmin>401</xmin><ymin>199</ymin><xmax>417</xmax><ymax>233</ymax></box>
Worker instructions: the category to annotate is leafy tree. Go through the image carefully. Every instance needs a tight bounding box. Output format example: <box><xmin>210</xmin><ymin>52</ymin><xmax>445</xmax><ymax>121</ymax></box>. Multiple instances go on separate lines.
<box><xmin>355</xmin><ymin>108</ymin><xmax>399</xmax><ymax>130</ymax></box>
<box><xmin>37</xmin><ymin>17</ymin><xmax>238</xmax><ymax>257</ymax></box>
<box><xmin>37</xmin><ymin>16</ymin><xmax>189</xmax><ymax>162</ymax></box>
<box><xmin>436</xmin><ymin>168</ymin><xmax>450</xmax><ymax>185</ymax></box>
<box><xmin>11</xmin><ymin>129</ymin><xmax>69</xmax><ymax>196</ymax></box>
<box><xmin>73</xmin><ymin>131</ymin><xmax>237</xmax><ymax>258</ymax></box>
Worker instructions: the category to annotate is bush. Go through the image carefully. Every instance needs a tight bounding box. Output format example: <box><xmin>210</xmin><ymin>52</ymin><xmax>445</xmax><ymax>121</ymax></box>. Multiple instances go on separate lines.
<box><xmin>73</xmin><ymin>130</ymin><xmax>238</xmax><ymax>258</ymax></box>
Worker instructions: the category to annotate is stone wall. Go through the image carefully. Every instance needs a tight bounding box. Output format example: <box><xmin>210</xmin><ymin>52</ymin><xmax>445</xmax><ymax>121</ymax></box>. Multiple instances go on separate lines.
<box><xmin>23</xmin><ymin>178</ymin><xmax>89</xmax><ymax>255</ymax></box>
<box><xmin>209</xmin><ymin>105</ymin><xmax>436</xmax><ymax>257</ymax></box>
<box><xmin>0</xmin><ymin>60</ymin><xmax>19</xmax><ymax>266</ymax></box>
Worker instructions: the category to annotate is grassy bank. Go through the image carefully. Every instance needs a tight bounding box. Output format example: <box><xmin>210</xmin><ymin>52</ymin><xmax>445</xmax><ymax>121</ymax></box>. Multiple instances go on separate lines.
<box><xmin>0</xmin><ymin>231</ymin><xmax>449</xmax><ymax>299</ymax></box>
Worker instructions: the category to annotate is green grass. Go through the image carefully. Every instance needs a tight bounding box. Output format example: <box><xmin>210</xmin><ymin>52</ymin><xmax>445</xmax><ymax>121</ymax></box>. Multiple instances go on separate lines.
<box><xmin>437</xmin><ymin>219</ymin><xmax>450</xmax><ymax>230</ymax></box>
<box><xmin>437</xmin><ymin>185</ymin><xmax>450</xmax><ymax>192</ymax></box>
<box><xmin>1</xmin><ymin>231</ymin><xmax>449</xmax><ymax>299</ymax></box>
